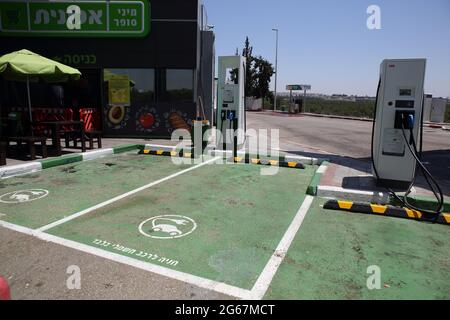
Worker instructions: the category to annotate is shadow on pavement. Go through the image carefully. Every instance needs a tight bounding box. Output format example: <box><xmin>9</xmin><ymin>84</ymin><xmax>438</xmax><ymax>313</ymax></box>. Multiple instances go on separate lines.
<box><xmin>282</xmin><ymin>148</ymin><xmax>450</xmax><ymax>198</ymax></box>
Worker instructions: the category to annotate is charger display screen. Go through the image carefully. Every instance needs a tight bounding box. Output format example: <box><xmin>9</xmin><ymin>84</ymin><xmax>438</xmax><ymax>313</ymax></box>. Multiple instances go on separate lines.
<box><xmin>399</xmin><ymin>89</ymin><xmax>413</xmax><ymax>96</ymax></box>
<box><xmin>395</xmin><ymin>100</ymin><xmax>415</xmax><ymax>108</ymax></box>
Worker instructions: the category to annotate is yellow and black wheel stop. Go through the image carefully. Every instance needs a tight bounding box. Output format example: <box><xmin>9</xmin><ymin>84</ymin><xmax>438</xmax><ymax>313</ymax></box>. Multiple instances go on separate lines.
<box><xmin>324</xmin><ymin>199</ymin><xmax>450</xmax><ymax>226</ymax></box>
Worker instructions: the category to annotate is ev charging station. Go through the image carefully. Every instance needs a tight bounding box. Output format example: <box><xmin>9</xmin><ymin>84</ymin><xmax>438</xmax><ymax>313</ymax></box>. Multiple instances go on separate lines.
<box><xmin>372</xmin><ymin>59</ymin><xmax>426</xmax><ymax>188</ymax></box>
<box><xmin>216</xmin><ymin>56</ymin><xmax>246</xmax><ymax>149</ymax></box>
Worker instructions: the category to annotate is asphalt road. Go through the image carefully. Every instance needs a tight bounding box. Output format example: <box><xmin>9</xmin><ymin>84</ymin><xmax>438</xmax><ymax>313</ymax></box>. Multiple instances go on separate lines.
<box><xmin>247</xmin><ymin>112</ymin><xmax>450</xmax><ymax>191</ymax></box>
<box><xmin>246</xmin><ymin>112</ymin><xmax>450</xmax><ymax>159</ymax></box>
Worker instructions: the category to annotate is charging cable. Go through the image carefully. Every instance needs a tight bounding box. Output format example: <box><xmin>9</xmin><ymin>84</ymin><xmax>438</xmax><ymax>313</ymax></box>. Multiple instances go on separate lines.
<box><xmin>399</xmin><ymin>114</ymin><xmax>444</xmax><ymax>217</ymax></box>
<box><xmin>371</xmin><ymin>80</ymin><xmax>445</xmax><ymax>219</ymax></box>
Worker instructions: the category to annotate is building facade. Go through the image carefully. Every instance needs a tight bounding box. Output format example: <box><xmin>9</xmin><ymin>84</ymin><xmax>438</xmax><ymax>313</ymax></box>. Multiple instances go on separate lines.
<box><xmin>0</xmin><ymin>0</ymin><xmax>215</xmax><ymax>138</ymax></box>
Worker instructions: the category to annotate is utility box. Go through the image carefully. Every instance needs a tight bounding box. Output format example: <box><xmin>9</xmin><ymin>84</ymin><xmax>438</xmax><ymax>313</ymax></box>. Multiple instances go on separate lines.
<box><xmin>423</xmin><ymin>94</ymin><xmax>433</xmax><ymax>122</ymax></box>
<box><xmin>430</xmin><ymin>98</ymin><xmax>447</xmax><ymax>123</ymax></box>
<box><xmin>216</xmin><ymin>56</ymin><xmax>246</xmax><ymax>148</ymax></box>
<box><xmin>372</xmin><ymin>59</ymin><xmax>426</xmax><ymax>188</ymax></box>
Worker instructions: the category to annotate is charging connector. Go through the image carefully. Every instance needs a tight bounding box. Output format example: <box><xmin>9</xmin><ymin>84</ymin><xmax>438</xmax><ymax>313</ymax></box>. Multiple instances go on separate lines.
<box><xmin>395</xmin><ymin>111</ymin><xmax>415</xmax><ymax>129</ymax></box>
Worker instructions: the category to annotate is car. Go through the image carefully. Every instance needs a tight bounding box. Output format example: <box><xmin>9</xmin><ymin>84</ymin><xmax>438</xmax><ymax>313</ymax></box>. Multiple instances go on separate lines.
<box><xmin>152</xmin><ymin>224</ymin><xmax>183</xmax><ymax>237</ymax></box>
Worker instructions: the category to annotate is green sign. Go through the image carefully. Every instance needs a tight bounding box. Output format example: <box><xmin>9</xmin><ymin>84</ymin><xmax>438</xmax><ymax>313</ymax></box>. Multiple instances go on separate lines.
<box><xmin>286</xmin><ymin>85</ymin><xmax>302</xmax><ymax>91</ymax></box>
<box><xmin>286</xmin><ymin>84</ymin><xmax>312</xmax><ymax>91</ymax></box>
<box><xmin>0</xmin><ymin>0</ymin><xmax>150</xmax><ymax>37</ymax></box>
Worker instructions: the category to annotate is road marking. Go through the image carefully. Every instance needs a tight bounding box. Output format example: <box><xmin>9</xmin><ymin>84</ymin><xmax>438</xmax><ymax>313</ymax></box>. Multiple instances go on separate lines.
<box><xmin>37</xmin><ymin>157</ymin><xmax>221</xmax><ymax>232</ymax></box>
<box><xmin>0</xmin><ymin>219</ymin><xmax>253</xmax><ymax>299</ymax></box>
<box><xmin>250</xmin><ymin>195</ymin><xmax>314</xmax><ymax>300</ymax></box>
<box><xmin>0</xmin><ymin>189</ymin><xmax>49</xmax><ymax>204</ymax></box>
<box><xmin>139</xmin><ymin>215</ymin><xmax>197</xmax><ymax>240</ymax></box>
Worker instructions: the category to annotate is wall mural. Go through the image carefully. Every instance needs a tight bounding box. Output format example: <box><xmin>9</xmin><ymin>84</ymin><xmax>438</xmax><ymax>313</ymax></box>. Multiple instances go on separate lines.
<box><xmin>103</xmin><ymin>103</ymin><xmax>195</xmax><ymax>138</ymax></box>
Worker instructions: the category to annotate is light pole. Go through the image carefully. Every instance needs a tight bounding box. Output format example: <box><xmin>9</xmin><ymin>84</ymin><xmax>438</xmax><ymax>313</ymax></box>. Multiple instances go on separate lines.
<box><xmin>272</xmin><ymin>28</ymin><xmax>279</xmax><ymax>111</ymax></box>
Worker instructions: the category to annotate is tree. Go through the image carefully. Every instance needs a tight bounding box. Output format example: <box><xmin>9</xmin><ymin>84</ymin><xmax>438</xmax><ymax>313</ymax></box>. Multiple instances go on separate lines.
<box><xmin>242</xmin><ymin>37</ymin><xmax>255</xmax><ymax>98</ymax></box>
<box><xmin>237</xmin><ymin>37</ymin><xmax>274</xmax><ymax>107</ymax></box>
<box><xmin>252</xmin><ymin>56</ymin><xmax>274</xmax><ymax>104</ymax></box>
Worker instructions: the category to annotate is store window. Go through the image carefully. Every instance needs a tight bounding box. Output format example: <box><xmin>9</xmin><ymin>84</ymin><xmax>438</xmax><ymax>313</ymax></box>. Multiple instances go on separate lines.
<box><xmin>104</xmin><ymin>69</ymin><xmax>155</xmax><ymax>106</ymax></box>
<box><xmin>158</xmin><ymin>69</ymin><xmax>194</xmax><ymax>103</ymax></box>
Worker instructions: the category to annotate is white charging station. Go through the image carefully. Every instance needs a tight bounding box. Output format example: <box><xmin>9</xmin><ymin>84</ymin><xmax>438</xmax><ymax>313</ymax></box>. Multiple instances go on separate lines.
<box><xmin>372</xmin><ymin>59</ymin><xmax>426</xmax><ymax>188</ymax></box>
<box><xmin>217</xmin><ymin>56</ymin><xmax>246</xmax><ymax>148</ymax></box>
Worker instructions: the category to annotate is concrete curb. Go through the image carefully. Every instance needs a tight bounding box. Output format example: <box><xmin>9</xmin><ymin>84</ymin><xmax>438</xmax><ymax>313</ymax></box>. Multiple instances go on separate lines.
<box><xmin>142</xmin><ymin>144</ymin><xmax>324</xmax><ymax>166</ymax></box>
<box><xmin>82</xmin><ymin>148</ymin><xmax>114</xmax><ymax>161</ymax></box>
<box><xmin>316</xmin><ymin>185</ymin><xmax>448</xmax><ymax>210</ymax></box>
<box><xmin>0</xmin><ymin>144</ymin><xmax>144</xmax><ymax>179</ymax></box>
<box><xmin>302</xmin><ymin>112</ymin><xmax>373</xmax><ymax>123</ymax></box>
<box><xmin>306</xmin><ymin>161</ymin><xmax>330</xmax><ymax>196</ymax></box>
<box><xmin>302</xmin><ymin>112</ymin><xmax>449</xmax><ymax>127</ymax></box>
<box><xmin>393</xmin><ymin>195</ymin><xmax>450</xmax><ymax>213</ymax></box>
<box><xmin>317</xmin><ymin>185</ymin><xmax>390</xmax><ymax>204</ymax></box>
<box><xmin>323</xmin><ymin>199</ymin><xmax>450</xmax><ymax>226</ymax></box>
<box><xmin>209</xmin><ymin>149</ymin><xmax>323</xmax><ymax>165</ymax></box>
<box><xmin>0</xmin><ymin>162</ymin><xmax>43</xmax><ymax>179</ymax></box>
<box><xmin>142</xmin><ymin>146</ymin><xmax>309</xmax><ymax>169</ymax></box>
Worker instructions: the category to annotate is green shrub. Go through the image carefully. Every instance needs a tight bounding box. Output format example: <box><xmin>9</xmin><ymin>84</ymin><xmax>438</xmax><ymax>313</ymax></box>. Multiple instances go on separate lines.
<box><xmin>272</xmin><ymin>98</ymin><xmax>449</xmax><ymax>123</ymax></box>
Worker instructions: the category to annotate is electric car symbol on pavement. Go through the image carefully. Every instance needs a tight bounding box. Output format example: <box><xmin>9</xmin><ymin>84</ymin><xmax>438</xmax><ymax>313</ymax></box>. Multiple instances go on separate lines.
<box><xmin>0</xmin><ymin>189</ymin><xmax>49</xmax><ymax>204</ymax></box>
<box><xmin>139</xmin><ymin>215</ymin><xmax>197</xmax><ymax>240</ymax></box>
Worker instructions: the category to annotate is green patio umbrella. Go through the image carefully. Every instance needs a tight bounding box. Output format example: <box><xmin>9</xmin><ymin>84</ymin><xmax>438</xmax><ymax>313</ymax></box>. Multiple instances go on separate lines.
<box><xmin>0</xmin><ymin>49</ymin><xmax>82</xmax><ymax>128</ymax></box>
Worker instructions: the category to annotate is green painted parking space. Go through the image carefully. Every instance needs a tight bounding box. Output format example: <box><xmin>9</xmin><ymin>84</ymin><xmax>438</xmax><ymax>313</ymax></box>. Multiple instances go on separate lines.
<box><xmin>264</xmin><ymin>198</ymin><xmax>450</xmax><ymax>300</ymax></box>
<box><xmin>45</xmin><ymin>162</ymin><xmax>316</xmax><ymax>290</ymax></box>
<box><xmin>0</xmin><ymin>152</ymin><xmax>193</xmax><ymax>229</ymax></box>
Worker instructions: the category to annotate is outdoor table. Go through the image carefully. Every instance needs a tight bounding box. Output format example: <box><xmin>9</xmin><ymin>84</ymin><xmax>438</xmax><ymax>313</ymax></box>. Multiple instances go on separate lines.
<box><xmin>35</xmin><ymin>121</ymin><xmax>86</xmax><ymax>156</ymax></box>
<box><xmin>0</xmin><ymin>141</ymin><xmax>6</xmax><ymax>166</ymax></box>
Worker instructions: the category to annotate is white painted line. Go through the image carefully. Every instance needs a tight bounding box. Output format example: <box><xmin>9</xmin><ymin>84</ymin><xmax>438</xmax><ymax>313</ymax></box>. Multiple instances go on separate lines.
<box><xmin>0</xmin><ymin>220</ymin><xmax>252</xmax><ymax>299</ymax></box>
<box><xmin>0</xmin><ymin>220</ymin><xmax>37</xmax><ymax>237</ymax></box>
<box><xmin>37</xmin><ymin>157</ymin><xmax>221</xmax><ymax>232</ymax></box>
<box><xmin>250</xmin><ymin>195</ymin><xmax>315</xmax><ymax>300</ymax></box>
<box><xmin>82</xmin><ymin>148</ymin><xmax>114</xmax><ymax>161</ymax></box>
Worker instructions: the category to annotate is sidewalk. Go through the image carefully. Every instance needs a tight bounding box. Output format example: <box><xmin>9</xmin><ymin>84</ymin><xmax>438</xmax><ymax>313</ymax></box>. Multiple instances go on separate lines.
<box><xmin>317</xmin><ymin>159</ymin><xmax>450</xmax><ymax>206</ymax></box>
<box><xmin>2</xmin><ymin>138</ymin><xmax>180</xmax><ymax>167</ymax></box>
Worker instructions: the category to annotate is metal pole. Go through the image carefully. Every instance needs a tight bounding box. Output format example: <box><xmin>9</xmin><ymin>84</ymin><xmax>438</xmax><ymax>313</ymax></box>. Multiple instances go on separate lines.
<box><xmin>272</xmin><ymin>28</ymin><xmax>278</xmax><ymax>111</ymax></box>
<box><xmin>26</xmin><ymin>75</ymin><xmax>34</xmax><ymax>137</ymax></box>
<box><xmin>303</xmin><ymin>88</ymin><xmax>307</xmax><ymax>113</ymax></box>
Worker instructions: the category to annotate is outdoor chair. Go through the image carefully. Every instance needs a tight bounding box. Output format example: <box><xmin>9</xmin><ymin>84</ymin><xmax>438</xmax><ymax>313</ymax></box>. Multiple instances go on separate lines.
<box><xmin>72</xmin><ymin>108</ymin><xmax>102</xmax><ymax>149</ymax></box>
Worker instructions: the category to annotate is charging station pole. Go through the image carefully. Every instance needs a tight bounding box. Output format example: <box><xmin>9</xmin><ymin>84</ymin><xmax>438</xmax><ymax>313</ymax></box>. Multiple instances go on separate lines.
<box><xmin>216</xmin><ymin>56</ymin><xmax>246</xmax><ymax>151</ymax></box>
<box><xmin>372</xmin><ymin>59</ymin><xmax>426</xmax><ymax>189</ymax></box>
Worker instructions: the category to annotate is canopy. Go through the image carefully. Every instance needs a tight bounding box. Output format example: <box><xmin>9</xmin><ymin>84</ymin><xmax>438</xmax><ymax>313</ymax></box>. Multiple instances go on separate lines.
<box><xmin>0</xmin><ymin>49</ymin><xmax>81</xmax><ymax>83</ymax></box>
<box><xmin>0</xmin><ymin>50</ymin><xmax>82</xmax><ymax>134</ymax></box>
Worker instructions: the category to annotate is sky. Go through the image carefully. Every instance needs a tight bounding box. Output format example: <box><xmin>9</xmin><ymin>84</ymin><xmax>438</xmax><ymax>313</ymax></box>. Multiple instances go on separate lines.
<box><xmin>203</xmin><ymin>0</ymin><xmax>450</xmax><ymax>97</ymax></box>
